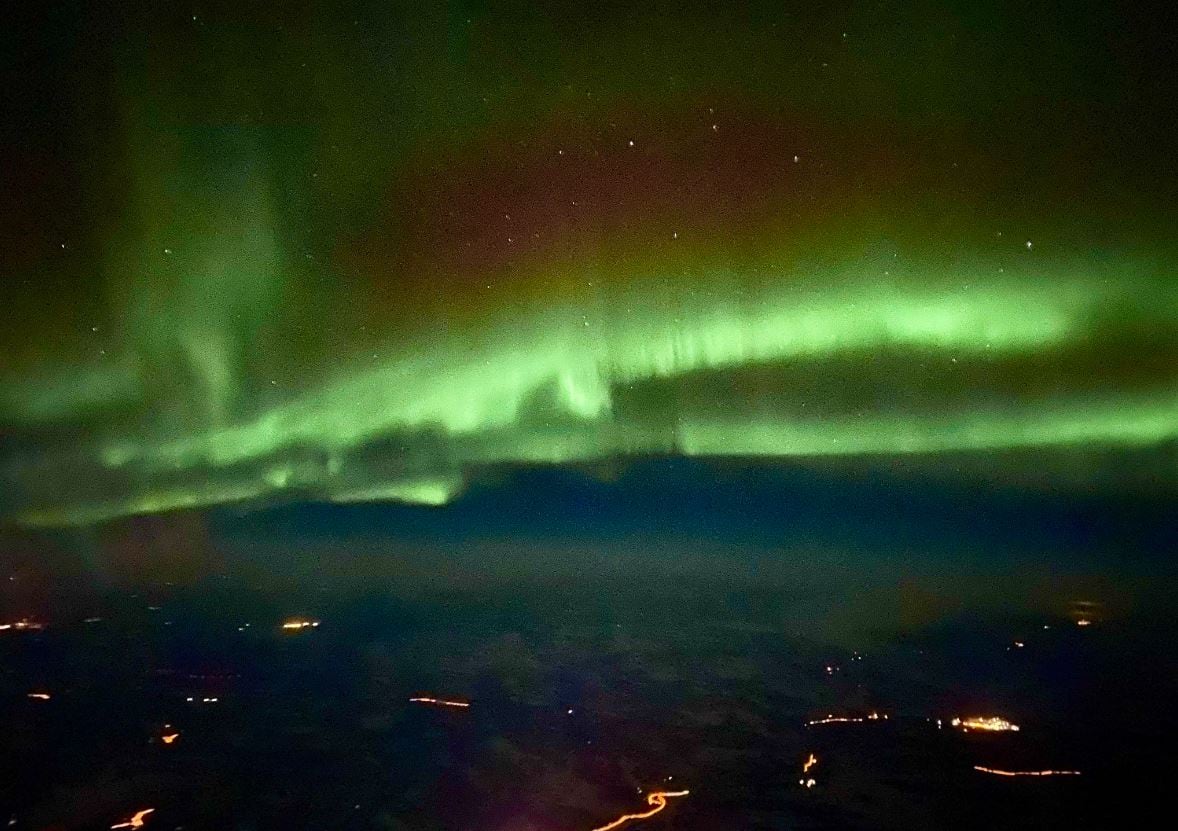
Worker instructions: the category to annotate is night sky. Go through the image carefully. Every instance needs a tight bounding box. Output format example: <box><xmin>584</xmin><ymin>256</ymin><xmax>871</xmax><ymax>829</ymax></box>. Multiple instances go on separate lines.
<box><xmin>4</xmin><ymin>7</ymin><xmax>1178</xmax><ymax>829</ymax></box>
<box><xmin>2</xmin><ymin>1</ymin><xmax>1176</xmax><ymax>533</ymax></box>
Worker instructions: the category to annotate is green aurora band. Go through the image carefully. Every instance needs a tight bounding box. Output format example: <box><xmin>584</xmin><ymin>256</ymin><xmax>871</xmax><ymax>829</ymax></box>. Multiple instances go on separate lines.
<box><xmin>8</xmin><ymin>248</ymin><xmax>1176</xmax><ymax>527</ymax></box>
<box><xmin>2</xmin><ymin>3</ymin><xmax>1176</xmax><ymax>526</ymax></box>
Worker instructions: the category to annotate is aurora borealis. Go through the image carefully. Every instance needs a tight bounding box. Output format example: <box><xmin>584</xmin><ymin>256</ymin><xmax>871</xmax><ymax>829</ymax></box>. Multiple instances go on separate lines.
<box><xmin>2</xmin><ymin>1</ymin><xmax>1176</xmax><ymax>527</ymax></box>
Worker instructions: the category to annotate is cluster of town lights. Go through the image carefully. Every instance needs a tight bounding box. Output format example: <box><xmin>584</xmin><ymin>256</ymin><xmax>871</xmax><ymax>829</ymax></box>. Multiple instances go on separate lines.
<box><xmin>17</xmin><ymin>604</ymin><xmax>1097</xmax><ymax>828</ymax></box>
<box><xmin>807</xmin><ymin>711</ymin><xmax>888</xmax><ymax>726</ymax></box>
<box><xmin>951</xmin><ymin>716</ymin><xmax>1020</xmax><ymax>732</ymax></box>
<box><xmin>0</xmin><ymin>618</ymin><xmax>45</xmax><ymax>632</ymax></box>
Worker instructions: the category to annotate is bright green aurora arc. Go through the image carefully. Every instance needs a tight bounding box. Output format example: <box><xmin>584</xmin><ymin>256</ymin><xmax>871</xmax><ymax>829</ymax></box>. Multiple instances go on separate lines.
<box><xmin>2</xmin><ymin>2</ymin><xmax>1176</xmax><ymax>527</ymax></box>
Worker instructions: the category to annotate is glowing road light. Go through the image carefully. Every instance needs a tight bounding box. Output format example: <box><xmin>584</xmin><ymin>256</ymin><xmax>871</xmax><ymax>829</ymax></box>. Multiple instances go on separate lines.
<box><xmin>161</xmin><ymin>728</ymin><xmax>179</xmax><ymax>744</ymax></box>
<box><xmin>974</xmin><ymin>766</ymin><xmax>1081</xmax><ymax>777</ymax></box>
<box><xmin>111</xmin><ymin>808</ymin><xmax>155</xmax><ymax>829</ymax></box>
<box><xmin>409</xmin><ymin>696</ymin><xmax>470</xmax><ymax>708</ymax></box>
<box><xmin>27</xmin><ymin>692</ymin><xmax>51</xmax><ymax>700</ymax></box>
<box><xmin>589</xmin><ymin>790</ymin><xmax>689</xmax><ymax>831</ymax></box>
<box><xmin>807</xmin><ymin>711</ymin><xmax>888</xmax><ymax>726</ymax></box>
<box><xmin>281</xmin><ymin>618</ymin><xmax>320</xmax><ymax>630</ymax></box>
<box><xmin>1070</xmin><ymin>600</ymin><xmax>1101</xmax><ymax>625</ymax></box>
<box><xmin>798</xmin><ymin>752</ymin><xmax>819</xmax><ymax>788</ymax></box>
<box><xmin>951</xmin><ymin>717</ymin><xmax>1020</xmax><ymax>732</ymax></box>
<box><xmin>0</xmin><ymin>619</ymin><xmax>45</xmax><ymax>632</ymax></box>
